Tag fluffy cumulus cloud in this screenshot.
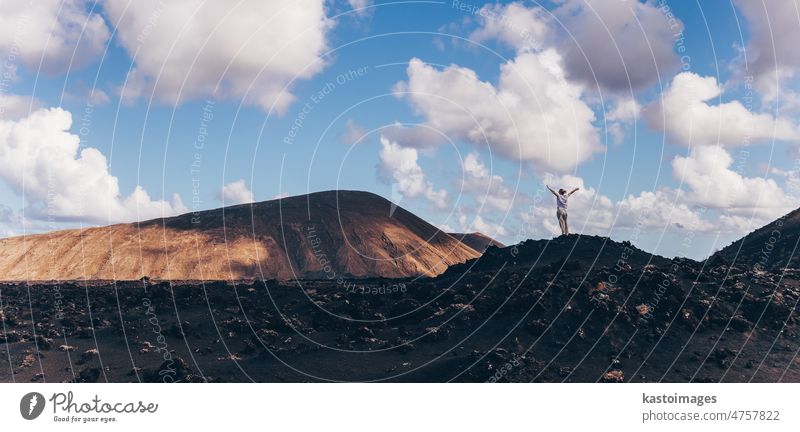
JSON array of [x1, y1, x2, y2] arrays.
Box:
[[733, 0, 800, 105], [379, 122, 448, 149], [553, 0, 681, 92], [396, 52, 601, 173], [606, 97, 641, 123], [534, 174, 614, 235], [523, 146, 800, 236], [377, 136, 447, 209], [468, 1, 681, 92], [103, 0, 331, 114], [0, 0, 110, 73], [616, 189, 712, 232], [0, 93, 40, 120], [513, 168, 790, 242], [645, 72, 800, 147], [0, 107, 186, 224], [458, 213, 507, 238], [468, 1, 551, 53], [461, 0, 666, 150], [387, 0, 684, 228], [672, 146, 798, 219], [605, 97, 640, 144], [460, 153, 516, 212], [218, 179, 255, 205], [522, 174, 713, 238]]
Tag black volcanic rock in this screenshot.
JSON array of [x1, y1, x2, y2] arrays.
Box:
[[4, 221, 800, 382], [3, 243, 800, 382], [442, 234, 674, 278], [711, 207, 800, 271]]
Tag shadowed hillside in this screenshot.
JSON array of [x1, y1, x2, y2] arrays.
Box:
[[449, 232, 505, 252], [712, 208, 800, 271]]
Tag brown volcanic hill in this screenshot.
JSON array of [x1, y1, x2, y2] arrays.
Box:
[[448, 232, 505, 252], [711, 207, 800, 270], [0, 190, 489, 281]]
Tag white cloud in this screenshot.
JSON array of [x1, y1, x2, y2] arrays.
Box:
[[524, 174, 714, 237], [537, 174, 614, 234], [397, 52, 601, 172], [606, 97, 641, 122], [733, 0, 800, 105], [772, 165, 800, 196], [0, 204, 29, 236], [715, 214, 772, 233], [672, 145, 798, 219], [218, 179, 255, 205], [0, 204, 61, 237], [377, 135, 448, 209], [0, 107, 186, 224], [554, 0, 682, 92], [645, 72, 800, 147], [0, 0, 110, 73], [461, 153, 515, 211], [0, 93, 40, 120], [103, 0, 332, 114], [458, 213, 507, 238], [468, 1, 682, 92], [605, 97, 640, 144], [517, 130, 800, 238], [380, 122, 447, 149], [616, 189, 712, 232], [347, 0, 373, 17], [469, 2, 550, 53], [66, 81, 111, 105], [87, 88, 110, 105], [339, 119, 368, 145]]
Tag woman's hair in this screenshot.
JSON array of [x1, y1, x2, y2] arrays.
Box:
[[558, 188, 566, 195]]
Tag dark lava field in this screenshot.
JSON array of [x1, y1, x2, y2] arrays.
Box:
[[2, 235, 800, 382]]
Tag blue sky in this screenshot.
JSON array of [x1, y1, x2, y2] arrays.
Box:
[[2, 0, 800, 260]]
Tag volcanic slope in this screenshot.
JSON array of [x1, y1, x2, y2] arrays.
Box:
[[0, 191, 486, 280], [4, 234, 800, 382], [712, 207, 800, 271]]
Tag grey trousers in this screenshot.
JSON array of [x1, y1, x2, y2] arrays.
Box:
[[557, 208, 568, 235]]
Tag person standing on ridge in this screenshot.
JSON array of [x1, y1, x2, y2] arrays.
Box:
[[546, 184, 579, 236]]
